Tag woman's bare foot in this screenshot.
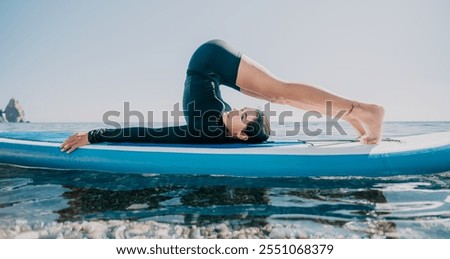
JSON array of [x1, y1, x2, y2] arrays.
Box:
[[347, 103, 385, 144]]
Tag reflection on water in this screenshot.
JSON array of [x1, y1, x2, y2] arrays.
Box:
[[57, 186, 180, 222], [1, 164, 449, 238]]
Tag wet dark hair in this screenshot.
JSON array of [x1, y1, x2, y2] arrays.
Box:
[[242, 109, 271, 143]]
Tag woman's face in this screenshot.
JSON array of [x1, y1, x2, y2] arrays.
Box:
[[222, 107, 258, 140]]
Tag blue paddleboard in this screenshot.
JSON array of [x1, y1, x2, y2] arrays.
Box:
[[0, 131, 449, 177]]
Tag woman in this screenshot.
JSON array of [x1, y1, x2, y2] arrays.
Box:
[[61, 39, 384, 154]]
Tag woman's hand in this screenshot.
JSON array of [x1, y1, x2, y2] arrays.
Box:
[[60, 132, 90, 154]]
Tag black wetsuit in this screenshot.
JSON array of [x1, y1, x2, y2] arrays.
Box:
[[88, 39, 242, 144]]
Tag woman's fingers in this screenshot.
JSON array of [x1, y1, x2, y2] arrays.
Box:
[[60, 140, 72, 152], [60, 135, 76, 151], [60, 136, 71, 148], [61, 133, 77, 147], [66, 144, 80, 154], [60, 132, 90, 154]]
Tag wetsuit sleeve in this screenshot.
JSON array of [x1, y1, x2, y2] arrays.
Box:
[[87, 124, 229, 144], [88, 125, 195, 144]]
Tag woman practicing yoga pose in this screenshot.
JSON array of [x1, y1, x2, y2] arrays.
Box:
[[61, 39, 384, 154]]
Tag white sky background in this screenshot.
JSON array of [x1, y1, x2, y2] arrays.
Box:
[[0, 0, 449, 123]]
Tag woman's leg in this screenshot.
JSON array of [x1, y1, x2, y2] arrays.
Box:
[[236, 55, 384, 144]]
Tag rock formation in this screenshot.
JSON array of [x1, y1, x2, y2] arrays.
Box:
[[0, 109, 5, 122], [4, 98, 26, 122]]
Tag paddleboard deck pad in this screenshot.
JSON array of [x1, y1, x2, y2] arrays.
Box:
[[0, 131, 449, 177]]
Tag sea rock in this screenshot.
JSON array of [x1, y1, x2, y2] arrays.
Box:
[[0, 109, 5, 122], [4, 98, 26, 122]]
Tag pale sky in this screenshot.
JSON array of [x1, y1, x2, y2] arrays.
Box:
[[0, 0, 449, 123]]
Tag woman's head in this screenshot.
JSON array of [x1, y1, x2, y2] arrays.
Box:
[[222, 107, 271, 143]]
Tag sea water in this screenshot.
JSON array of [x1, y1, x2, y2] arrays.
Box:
[[0, 122, 449, 238]]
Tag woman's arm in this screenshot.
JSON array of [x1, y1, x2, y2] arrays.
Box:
[[86, 126, 193, 144], [60, 123, 229, 154], [60, 125, 194, 154]]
